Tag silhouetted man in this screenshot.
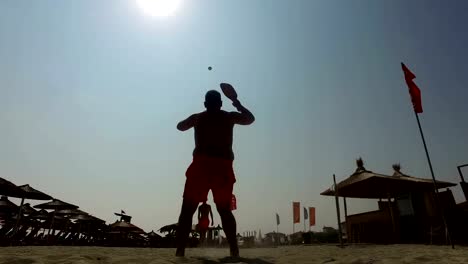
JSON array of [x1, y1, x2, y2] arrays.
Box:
[[175, 84, 255, 257], [197, 201, 214, 245]]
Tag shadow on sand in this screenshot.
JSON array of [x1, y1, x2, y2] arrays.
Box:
[[197, 256, 273, 264]]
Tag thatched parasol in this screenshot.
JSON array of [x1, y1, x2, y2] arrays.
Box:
[[0, 177, 25, 198], [75, 214, 105, 223], [14, 184, 53, 233], [390, 164, 456, 189], [34, 199, 79, 235], [110, 220, 145, 233], [18, 184, 52, 201], [158, 223, 178, 234], [0, 196, 18, 213], [147, 230, 162, 238], [55, 209, 88, 216], [31, 209, 50, 220], [320, 159, 401, 199], [320, 159, 456, 199], [19, 203, 37, 215], [34, 199, 78, 210]]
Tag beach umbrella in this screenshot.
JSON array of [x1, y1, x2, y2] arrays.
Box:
[[321, 163, 457, 198], [75, 214, 105, 223], [147, 230, 162, 238], [56, 209, 89, 216], [14, 184, 53, 233], [34, 199, 78, 210], [158, 223, 178, 234], [0, 196, 18, 213], [18, 184, 52, 201], [19, 203, 37, 215], [34, 199, 79, 235], [320, 164, 401, 199], [390, 164, 456, 190], [110, 220, 145, 233], [31, 209, 50, 220], [0, 177, 25, 198]]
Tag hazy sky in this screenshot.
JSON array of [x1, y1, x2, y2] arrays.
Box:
[[1, 0, 467, 235]]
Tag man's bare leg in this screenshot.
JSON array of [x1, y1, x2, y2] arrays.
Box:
[[199, 230, 207, 247], [175, 199, 198, 257], [216, 205, 239, 257]]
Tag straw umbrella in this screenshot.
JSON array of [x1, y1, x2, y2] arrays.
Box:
[[0, 196, 18, 215], [14, 184, 52, 233], [0, 177, 25, 198], [34, 199, 78, 235], [19, 203, 37, 216], [110, 220, 145, 233], [56, 209, 89, 217]]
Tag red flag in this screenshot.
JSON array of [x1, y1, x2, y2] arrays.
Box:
[[401, 63, 423, 113], [230, 194, 237, 210], [292, 202, 300, 223], [309, 207, 316, 226]]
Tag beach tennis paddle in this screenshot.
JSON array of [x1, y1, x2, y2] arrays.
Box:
[[220, 83, 238, 102]]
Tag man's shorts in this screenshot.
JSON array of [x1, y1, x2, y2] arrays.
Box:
[[198, 217, 210, 231], [183, 155, 236, 208]]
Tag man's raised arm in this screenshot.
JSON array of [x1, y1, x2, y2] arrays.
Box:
[[231, 100, 255, 125], [177, 114, 199, 131]]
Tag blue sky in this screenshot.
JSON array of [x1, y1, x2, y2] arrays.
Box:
[[1, 0, 467, 235]]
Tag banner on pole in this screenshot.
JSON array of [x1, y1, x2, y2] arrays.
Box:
[[293, 202, 300, 223], [309, 207, 316, 226]]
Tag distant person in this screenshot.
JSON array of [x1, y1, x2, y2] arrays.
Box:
[[175, 84, 255, 257], [197, 201, 214, 245]]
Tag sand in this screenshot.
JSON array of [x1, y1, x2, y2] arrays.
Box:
[[1, 244, 467, 264]]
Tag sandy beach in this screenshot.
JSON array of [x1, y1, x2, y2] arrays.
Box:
[[1, 244, 467, 264]]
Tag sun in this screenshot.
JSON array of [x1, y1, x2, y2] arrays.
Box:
[[136, 0, 182, 17]]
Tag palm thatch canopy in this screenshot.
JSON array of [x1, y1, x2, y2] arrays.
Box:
[[31, 209, 50, 220], [19, 203, 37, 215], [390, 164, 456, 189], [159, 223, 178, 234], [18, 184, 53, 200], [147, 230, 162, 238], [55, 209, 88, 216], [34, 199, 78, 210], [0, 196, 18, 212], [0, 177, 25, 198], [110, 220, 145, 233], [75, 214, 105, 223], [320, 159, 457, 199]]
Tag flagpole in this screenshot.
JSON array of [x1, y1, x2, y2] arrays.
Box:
[[414, 112, 454, 248]]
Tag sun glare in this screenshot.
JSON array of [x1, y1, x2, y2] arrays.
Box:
[[136, 0, 182, 17]]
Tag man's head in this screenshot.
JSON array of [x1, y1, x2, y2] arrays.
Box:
[[204, 90, 222, 111]]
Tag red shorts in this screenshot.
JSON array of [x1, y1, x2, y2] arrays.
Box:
[[198, 217, 210, 230], [183, 155, 236, 207]]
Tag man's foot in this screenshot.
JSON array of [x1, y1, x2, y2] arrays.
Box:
[[230, 246, 239, 257], [175, 247, 185, 257]]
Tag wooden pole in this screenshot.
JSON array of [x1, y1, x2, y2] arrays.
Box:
[[343, 197, 348, 240], [387, 194, 396, 243], [414, 112, 453, 248], [14, 197, 25, 234], [333, 174, 343, 247]]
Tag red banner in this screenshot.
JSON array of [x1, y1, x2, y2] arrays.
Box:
[[401, 63, 423, 113], [293, 202, 300, 223], [309, 207, 316, 226]]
